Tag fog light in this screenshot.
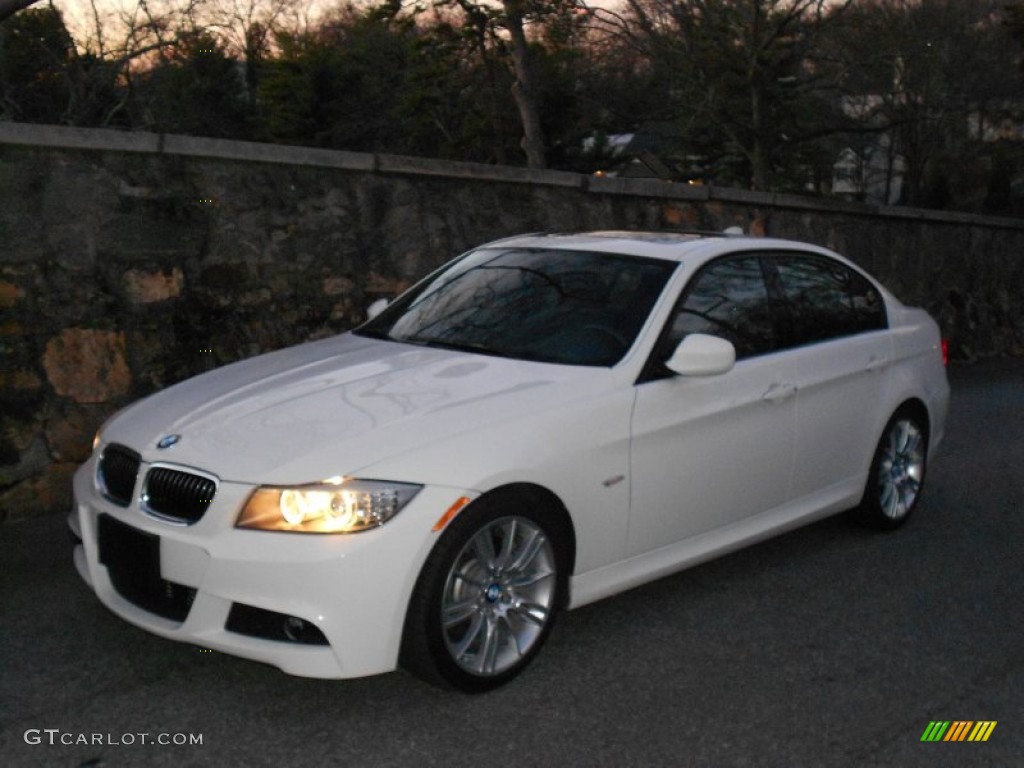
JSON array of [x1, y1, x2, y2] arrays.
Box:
[[225, 603, 329, 645], [283, 616, 310, 642]]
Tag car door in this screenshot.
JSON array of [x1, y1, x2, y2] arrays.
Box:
[[768, 251, 893, 500], [627, 254, 798, 557]]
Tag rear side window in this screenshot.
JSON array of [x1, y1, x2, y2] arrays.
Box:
[[773, 254, 886, 345]]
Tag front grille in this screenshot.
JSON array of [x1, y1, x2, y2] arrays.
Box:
[[98, 444, 141, 506], [97, 514, 196, 623], [143, 467, 217, 524]]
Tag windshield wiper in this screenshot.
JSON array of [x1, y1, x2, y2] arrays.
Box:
[[353, 327, 389, 340], [402, 336, 515, 359]]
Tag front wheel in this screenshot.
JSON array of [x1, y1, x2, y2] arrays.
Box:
[[400, 493, 570, 692], [856, 408, 928, 529]]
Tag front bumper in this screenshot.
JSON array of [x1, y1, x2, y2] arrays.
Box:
[[70, 459, 471, 679]]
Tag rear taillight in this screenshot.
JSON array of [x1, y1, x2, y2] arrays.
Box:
[[941, 339, 949, 366]]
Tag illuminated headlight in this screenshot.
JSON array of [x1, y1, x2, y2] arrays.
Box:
[[236, 478, 422, 534]]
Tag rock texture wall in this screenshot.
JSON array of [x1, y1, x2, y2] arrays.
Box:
[[1, 123, 1023, 522]]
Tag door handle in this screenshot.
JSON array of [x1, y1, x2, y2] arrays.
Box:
[[762, 382, 797, 403], [865, 355, 890, 373]]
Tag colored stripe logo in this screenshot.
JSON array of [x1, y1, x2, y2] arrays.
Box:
[[921, 721, 997, 742]]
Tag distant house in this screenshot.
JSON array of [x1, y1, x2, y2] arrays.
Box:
[[833, 92, 1024, 206], [583, 122, 691, 181], [832, 139, 905, 206]]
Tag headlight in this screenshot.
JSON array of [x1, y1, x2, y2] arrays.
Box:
[[236, 477, 422, 534]]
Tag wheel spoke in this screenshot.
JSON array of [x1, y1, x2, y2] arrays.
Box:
[[900, 475, 920, 507], [479, 615, 502, 675], [501, 614, 526, 658], [903, 431, 922, 460], [471, 527, 498, 571], [507, 567, 554, 589], [509, 600, 549, 628], [894, 422, 910, 454], [452, 569, 487, 593], [442, 597, 480, 629], [880, 482, 897, 518], [451, 570, 487, 590], [508, 527, 546, 574], [493, 518, 519, 571], [452, 612, 485, 660]]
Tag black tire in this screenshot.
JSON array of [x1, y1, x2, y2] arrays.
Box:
[[856, 407, 929, 530], [400, 490, 571, 692]]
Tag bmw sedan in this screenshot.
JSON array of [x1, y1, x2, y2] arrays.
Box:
[[69, 231, 950, 692]]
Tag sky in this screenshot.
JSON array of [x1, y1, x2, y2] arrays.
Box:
[[50, 0, 328, 49], [49, 0, 625, 49]]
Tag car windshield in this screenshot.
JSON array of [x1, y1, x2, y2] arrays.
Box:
[[356, 247, 677, 366]]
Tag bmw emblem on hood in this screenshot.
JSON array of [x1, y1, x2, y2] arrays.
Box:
[[157, 434, 181, 450]]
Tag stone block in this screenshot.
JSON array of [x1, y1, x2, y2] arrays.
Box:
[[0, 431, 48, 486], [42, 329, 132, 404], [0, 462, 77, 520], [322, 276, 354, 297], [0, 369, 43, 409], [0, 281, 23, 308], [123, 268, 185, 304]]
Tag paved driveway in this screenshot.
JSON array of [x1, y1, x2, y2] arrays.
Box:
[[2, 360, 1021, 767]]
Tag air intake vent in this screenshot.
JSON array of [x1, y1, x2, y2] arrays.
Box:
[[98, 444, 141, 507], [143, 467, 217, 524], [98, 514, 196, 622]]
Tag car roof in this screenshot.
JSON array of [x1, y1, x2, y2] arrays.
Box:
[[479, 231, 834, 264]]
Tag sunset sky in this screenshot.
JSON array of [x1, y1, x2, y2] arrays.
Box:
[[48, 0, 621, 48], [49, 0, 331, 48]]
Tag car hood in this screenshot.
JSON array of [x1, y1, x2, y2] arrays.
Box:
[[103, 333, 606, 485]]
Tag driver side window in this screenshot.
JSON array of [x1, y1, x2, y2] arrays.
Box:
[[666, 255, 778, 360]]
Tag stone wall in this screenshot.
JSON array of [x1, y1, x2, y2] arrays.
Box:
[[1, 122, 1023, 523]]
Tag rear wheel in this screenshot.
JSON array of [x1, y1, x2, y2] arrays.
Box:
[[856, 408, 928, 529], [401, 492, 570, 692]]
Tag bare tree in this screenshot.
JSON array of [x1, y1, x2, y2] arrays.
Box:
[[200, 0, 302, 96], [443, 0, 590, 168], [824, 0, 1023, 207], [598, 0, 850, 190]]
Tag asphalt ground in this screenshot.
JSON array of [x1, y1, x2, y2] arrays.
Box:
[[1, 359, 1022, 768]]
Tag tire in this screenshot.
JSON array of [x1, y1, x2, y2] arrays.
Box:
[[856, 407, 928, 530], [400, 491, 570, 692]]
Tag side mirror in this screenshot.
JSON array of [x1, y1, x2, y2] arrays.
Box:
[[365, 298, 390, 321], [665, 333, 736, 376]]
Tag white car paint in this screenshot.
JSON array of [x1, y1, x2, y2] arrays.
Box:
[[70, 232, 950, 681]]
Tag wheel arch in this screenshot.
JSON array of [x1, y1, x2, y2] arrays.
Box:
[[890, 397, 931, 443], [470, 482, 578, 583]]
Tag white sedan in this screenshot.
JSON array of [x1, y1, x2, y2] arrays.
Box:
[[69, 231, 950, 692]]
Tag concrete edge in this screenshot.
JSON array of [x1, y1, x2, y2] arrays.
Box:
[[161, 134, 377, 172], [376, 153, 584, 188], [586, 175, 710, 200], [3, 121, 1024, 230], [0, 121, 161, 153]]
